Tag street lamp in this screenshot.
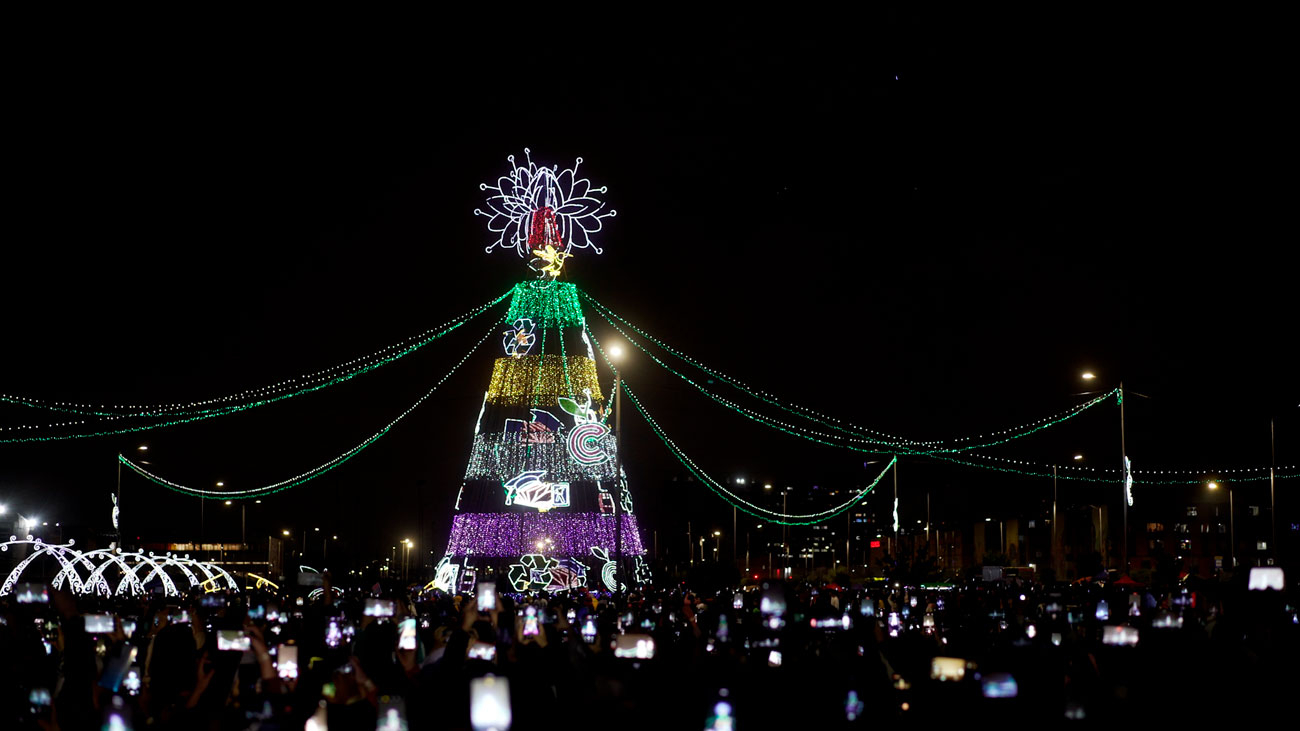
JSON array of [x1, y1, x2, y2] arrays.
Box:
[[713, 531, 721, 561], [1208, 481, 1234, 569], [224, 499, 248, 548]]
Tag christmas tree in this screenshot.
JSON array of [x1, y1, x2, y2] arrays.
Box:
[[432, 151, 647, 593]]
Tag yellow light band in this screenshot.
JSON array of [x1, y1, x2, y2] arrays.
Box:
[[486, 355, 603, 405]]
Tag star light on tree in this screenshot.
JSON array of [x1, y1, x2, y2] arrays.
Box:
[[475, 149, 616, 263]]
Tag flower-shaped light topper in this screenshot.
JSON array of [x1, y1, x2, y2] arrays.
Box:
[[475, 149, 616, 258]]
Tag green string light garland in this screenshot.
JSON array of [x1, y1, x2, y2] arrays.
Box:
[[584, 305, 1113, 456], [2, 289, 512, 425], [585, 326, 894, 524], [118, 325, 497, 499], [1, 294, 509, 442], [506, 281, 584, 328]]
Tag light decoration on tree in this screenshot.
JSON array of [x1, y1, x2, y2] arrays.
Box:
[[529, 244, 572, 279], [502, 318, 537, 357], [502, 409, 563, 443], [485, 355, 602, 406], [505, 281, 585, 328], [567, 422, 613, 466], [444, 513, 644, 557], [117, 326, 497, 499], [502, 470, 571, 511], [545, 557, 588, 591], [465, 434, 618, 481], [507, 554, 560, 592], [589, 547, 624, 591], [1, 290, 511, 441], [475, 149, 615, 260]]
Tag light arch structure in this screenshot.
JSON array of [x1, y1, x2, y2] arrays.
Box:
[[0, 539, 239, 599]]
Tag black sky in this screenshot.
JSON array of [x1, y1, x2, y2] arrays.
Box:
[[1, 13, 1295, 564]]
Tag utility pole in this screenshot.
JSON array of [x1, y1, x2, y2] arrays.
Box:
[[1119, 381, 1128, 574], [1271, 418, 1277, 564], [612, 371, 623, 585]]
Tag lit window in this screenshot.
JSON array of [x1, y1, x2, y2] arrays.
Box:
[[1186, 506, 1198, 517]]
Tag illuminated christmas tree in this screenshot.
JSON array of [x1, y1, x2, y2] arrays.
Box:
[[432, 151, 648, 593]]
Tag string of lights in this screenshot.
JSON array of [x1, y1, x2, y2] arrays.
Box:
[[581, 292, 915, 444], [1, 289, 512, 423], [585, 327, 894, 524], [115, 326, 498, 499], [585, 305, 1112, 456], [583, 293, 1117, 452], [939, 451, 1300, 485]]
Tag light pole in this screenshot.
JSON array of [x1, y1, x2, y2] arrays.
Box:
[[1209, 481, 1233, 569], [609, 344, 624, 585], [713, 531, 721, 561]]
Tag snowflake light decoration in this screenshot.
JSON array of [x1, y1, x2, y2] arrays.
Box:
[[475, 149, 616, 261]]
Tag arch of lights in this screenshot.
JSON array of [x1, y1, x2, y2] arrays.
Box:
[[1, 537, 239, 598]]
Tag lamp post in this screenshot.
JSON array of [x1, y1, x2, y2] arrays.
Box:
[[1208, 481, 1233, 569], [609, 344, 624, 586], [713, 531, 721, 561]]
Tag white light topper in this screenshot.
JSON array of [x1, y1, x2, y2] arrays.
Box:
[[476, 149, 616, 258]]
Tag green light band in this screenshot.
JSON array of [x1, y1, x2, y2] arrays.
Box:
[[118, 326, 497, 499], [506, 281, 584, 328]]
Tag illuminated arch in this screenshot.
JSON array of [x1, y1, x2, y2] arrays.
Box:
[[0, 538, 85, 596]]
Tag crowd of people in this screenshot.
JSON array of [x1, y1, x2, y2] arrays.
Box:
[[0, 568, 1295, 729]]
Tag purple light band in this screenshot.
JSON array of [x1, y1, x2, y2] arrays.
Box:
[[445, 512, 646, 558]]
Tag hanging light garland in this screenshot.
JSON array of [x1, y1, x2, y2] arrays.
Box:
[[117, 326, 497, 499], [583, 311, 1113, 456], [1, 289, 512, 426], [583, 293, 1117, 453], [936, 451, 1300, 485]]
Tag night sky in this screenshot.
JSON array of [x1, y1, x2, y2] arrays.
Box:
[[2, 14, 1294, 567]]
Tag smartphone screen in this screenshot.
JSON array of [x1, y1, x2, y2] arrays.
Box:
[[16, 583, 49, 604], [121, 619, 138, 639], [523, 605, 539, 637], [98, 645, 139, 691], [170, 609, 191, 625], [364, 598, 396, 617], [123, 666, 142, 696], [326, 619, 343, 648], [468, 641, 497, 661], [378, 696, 408, 731], [399, 618, 417, 650], [767, 649, 782, 667], [470, 675, 512, 731], [248, 604, 266, 621], [1249, 566, 1285, 591], [217, 630, 251, 652], [981, 672, 1019, 698], [931, 656, 966, 681], [85, 614, 115, 634], [760, 588, 786, 616], [476, 582, 497, 611], [613, 634, 655, 659], [581, 617, 598, 643], [29, 688, 52, 719], [277, 645, 299, 679], [1101, 625, 1140, 647]]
